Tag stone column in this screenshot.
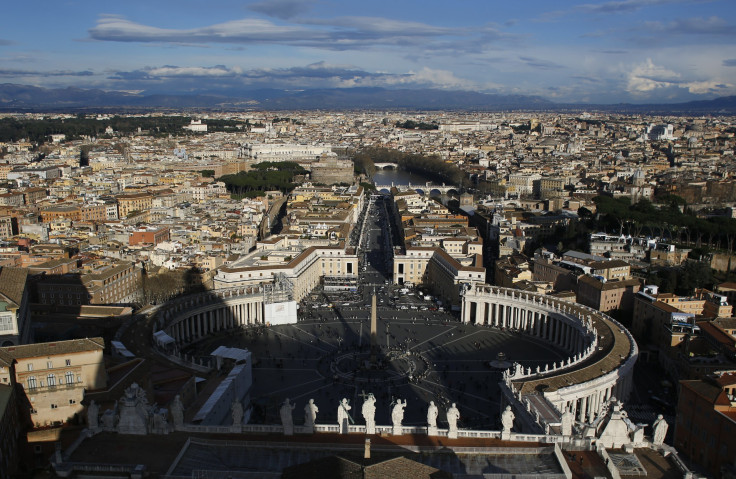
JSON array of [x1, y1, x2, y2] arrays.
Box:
[[477, 301, 486, 325], [462, 301, 471, 323], [579, 396, 588, 422], [588, 394, 596, 423]]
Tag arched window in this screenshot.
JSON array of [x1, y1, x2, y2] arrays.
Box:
[[47, 374, 56, 387], [65, 371, 74, 385]]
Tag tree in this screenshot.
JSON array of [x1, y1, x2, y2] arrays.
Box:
[[677, 261, 714, 295]]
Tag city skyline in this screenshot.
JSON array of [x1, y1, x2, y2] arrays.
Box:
[[1, 0, 735, 104]]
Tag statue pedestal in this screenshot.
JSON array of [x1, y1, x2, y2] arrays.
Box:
[[501, 431, 511, 440], [304, 425, 314, 434], [392, 425, 402, 436], [366, 424, 376, 435], [230, 424, 242, 433], [283, 425, 293, 436], [428, 426, 438, 436], [448, 429, 458, 439]]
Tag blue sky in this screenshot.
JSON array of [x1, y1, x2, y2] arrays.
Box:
[[1, 0, 735, 103]]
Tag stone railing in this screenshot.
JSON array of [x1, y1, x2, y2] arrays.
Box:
[[504, 334, 599, 383]]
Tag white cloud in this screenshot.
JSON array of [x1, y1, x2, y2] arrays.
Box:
[[626, 59, 681, 93], [88, 14, 474, 51], [146, 65, 242, 77], [681, 80, 731, 95], [625, 58, 734, 97]]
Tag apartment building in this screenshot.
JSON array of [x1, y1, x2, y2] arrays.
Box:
[[0, 384, 21, 477], [22, 187, 47, 205], [40, 205, 81, 223], [80, 204, 108, 222], [576, 276, 641, 312], [116, 192, 153, 218], [0, 338, 106, 428], [214, 238, 358, 301], [129, 227, 171, 246], [393, 246, 485, 305], [35, 261, 141, 306], [0, 215, 13, 239], [675, 373, 736, 478], [0, 192, 25, 207], [0, 267, 30, 347]]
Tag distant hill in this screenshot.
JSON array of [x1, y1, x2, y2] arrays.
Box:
[[0, 83, 734, 113]]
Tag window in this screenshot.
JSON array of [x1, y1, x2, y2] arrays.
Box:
[[65, 371, 74, 385], [69, 399, 76, 405], [47, 374, 56, 387], [27, 363, 33, 372], [27, 376, 37, 390], [65, 359, 71, 366], [50, 404, 58, 409], [47, 361, 53, 369]]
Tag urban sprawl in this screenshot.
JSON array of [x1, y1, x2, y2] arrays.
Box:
[[0, 110, 735, 478]]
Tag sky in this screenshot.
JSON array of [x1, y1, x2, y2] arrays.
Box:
[[1, 0, 735, 104]]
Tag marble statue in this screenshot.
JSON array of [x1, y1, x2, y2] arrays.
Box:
[[446, 403, 460, 439], [170, 395, 184, 429], [87, 400, 99, 430], [304, 399, 318, 429], [280, 398, 296, 435], [652, 414, 668, 446], [362, 393, 377, 435], [427, 401, 438, 428], [391, 399, 406, 435], [560, 409, 573, 437], [151, 408, 170, 434], [501, 405, 515, 438], [101, 403, 117, 431], [117, 383, 150, 435], [231, 400, 243, 426], [337, 398, 351, 434]]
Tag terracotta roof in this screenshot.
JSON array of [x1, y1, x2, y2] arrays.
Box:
[[715, 372, 736, 388], [713, 317, 736, 330], [0, 266, 28, 307], [680, 379, 723, 404], [578, 275, 640, 291], [589, 260, 631, 269], [652, 301, 680, 313], [0, 337, 104, 363], [699, 322, 736, 350]]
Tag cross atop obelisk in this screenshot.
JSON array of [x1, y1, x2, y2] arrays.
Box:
[[370, 289, 378, 364]]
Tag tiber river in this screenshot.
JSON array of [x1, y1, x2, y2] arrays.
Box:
[[371, 168, 436, 187]]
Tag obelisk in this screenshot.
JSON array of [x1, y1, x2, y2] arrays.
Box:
[[370, 291, 378, 365]]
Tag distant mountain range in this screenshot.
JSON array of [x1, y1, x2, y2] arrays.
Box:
[[1, 83, 734, 113]]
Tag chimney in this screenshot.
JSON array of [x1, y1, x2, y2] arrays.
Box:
[[364, 438, 371, 459]]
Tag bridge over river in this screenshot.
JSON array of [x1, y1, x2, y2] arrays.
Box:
[[374, 182, 460, 195]]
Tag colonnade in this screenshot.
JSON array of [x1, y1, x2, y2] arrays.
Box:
[[156, 287, 267, 347], [166, 298, 265, 346], [462, 299, 587, 355], [562, 378, 624, 423], [463, 284, 638, 428]]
